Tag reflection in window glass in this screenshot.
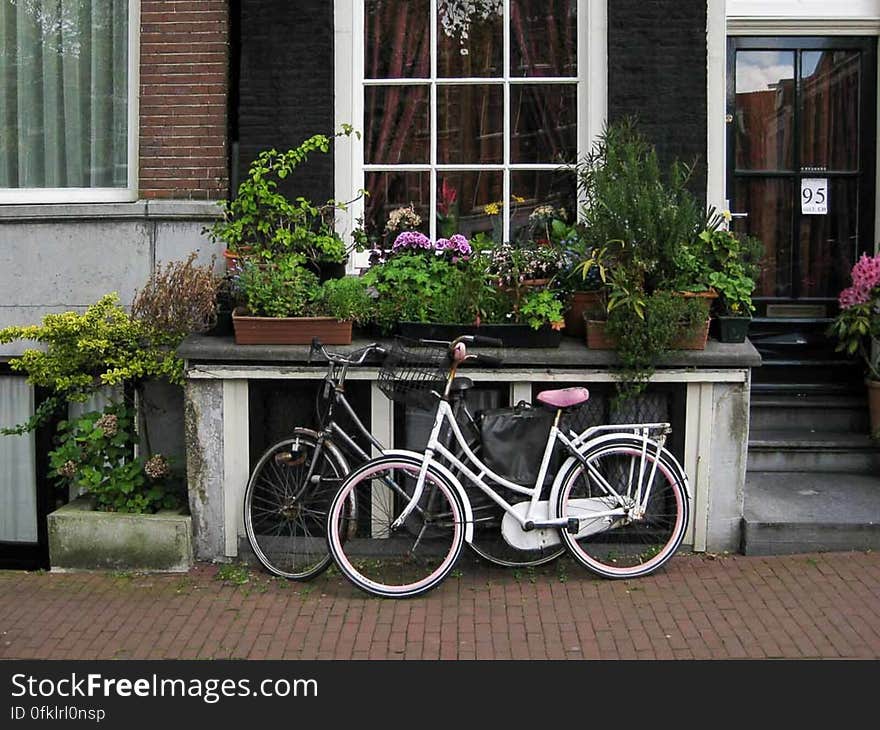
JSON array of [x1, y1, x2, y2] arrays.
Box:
[[801, 50, 860, 171], [735, 51, 794, 171], [363, 2, 580, 242]]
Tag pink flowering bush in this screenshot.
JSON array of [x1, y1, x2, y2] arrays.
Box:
[[829, 252, 880, 381]]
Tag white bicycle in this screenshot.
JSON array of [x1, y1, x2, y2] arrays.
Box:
[[326, 335, 691, 598]]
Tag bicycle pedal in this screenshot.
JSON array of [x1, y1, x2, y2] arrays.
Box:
[[566, 518, 580, 534]]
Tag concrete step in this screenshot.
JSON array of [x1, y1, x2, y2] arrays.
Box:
[[747, 429, 880, 473], [750, 394, 869, 432], [742, 471, 880, 556]]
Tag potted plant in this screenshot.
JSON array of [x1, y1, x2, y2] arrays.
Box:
[[574, 119, 722, 397], [829, 251, 880, 439], [367, 231, 566, 347], [232, 253, 372, 345], [206, 126, 358, 277], [0, 292, 202, 571]]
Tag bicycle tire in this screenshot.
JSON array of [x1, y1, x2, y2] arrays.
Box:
[[555, 436, 689, 579], [244, 429, 354, 580], [327, 455, 465, 598]]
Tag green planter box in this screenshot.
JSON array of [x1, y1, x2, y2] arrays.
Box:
[[48, 495, 193, 572]]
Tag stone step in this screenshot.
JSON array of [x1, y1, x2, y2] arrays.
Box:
[[747, 429, 880, 473], [750, 394, 869, 432], [742, 471, 880, 556]]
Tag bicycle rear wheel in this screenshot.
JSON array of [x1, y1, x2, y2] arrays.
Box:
[[244, 429, 353, 580], [556, 437, 689, 579], [327, 456, 465, 598]]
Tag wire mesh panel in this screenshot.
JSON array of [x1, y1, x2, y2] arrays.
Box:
[[378, 338, 449, 411]]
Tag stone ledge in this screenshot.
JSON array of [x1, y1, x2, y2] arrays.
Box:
[[179, 334, 763, 370], [0, 200, 222, 222], [47, 495, 194, 573]]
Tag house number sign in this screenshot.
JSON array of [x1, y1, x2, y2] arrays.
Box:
[[801, 178, 828, 215]]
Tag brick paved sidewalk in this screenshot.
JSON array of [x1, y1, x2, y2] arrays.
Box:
[[1, 551, 879, 660]]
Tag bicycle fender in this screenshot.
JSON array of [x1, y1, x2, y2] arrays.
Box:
[[547, 434, 691, 509], [382, 449, 475, 543]]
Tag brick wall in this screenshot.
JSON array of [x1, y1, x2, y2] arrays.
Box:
[[140, 1, 230, 200], [237, 0, 335, 202], [608, 0, 708, 200]]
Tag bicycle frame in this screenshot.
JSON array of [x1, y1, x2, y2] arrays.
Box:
[[392, 395, 674, 536]]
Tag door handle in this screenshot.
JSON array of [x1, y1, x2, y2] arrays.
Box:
[[729, 212, 749, 219]]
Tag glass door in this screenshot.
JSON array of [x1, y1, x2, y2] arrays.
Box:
[[727, 37, 876, 386]]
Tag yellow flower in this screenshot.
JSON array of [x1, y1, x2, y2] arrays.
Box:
[[484, 202, 501, 216], [512, 194, 525, 204], [721, 210, 732, 222]]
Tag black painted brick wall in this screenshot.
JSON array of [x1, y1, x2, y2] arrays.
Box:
[[237, 0, 334, 201], [608, 0, 708, 199]]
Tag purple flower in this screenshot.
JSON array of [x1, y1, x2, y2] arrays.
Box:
[[392, 231, 431, 252], [435, 237, 451, 251]]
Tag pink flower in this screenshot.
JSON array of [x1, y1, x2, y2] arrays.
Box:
[[839, 253, 880, 309]]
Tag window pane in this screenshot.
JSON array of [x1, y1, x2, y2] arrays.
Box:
[[510, 0, 577, 77], [438, 0, 502, 77], [364, 170, 431, 238], [735, 51, 795, 171], [435, 170, 503, 241], [799, 177, 859, 298], [365, 0, 430, 79], [437, 84, 503, 164], [510, 169, 576, 243], [0, 0, 129, 188], [801, 50, 860, 172], [365, 86, 430, 164], [510, 84, 577, 163], [733, 178, 793, 298]]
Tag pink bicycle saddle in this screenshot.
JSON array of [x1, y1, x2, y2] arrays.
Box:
[[536, 387, 590, 409]]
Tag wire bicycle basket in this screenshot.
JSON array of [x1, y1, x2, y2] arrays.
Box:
[[378, 338, 449, 410]]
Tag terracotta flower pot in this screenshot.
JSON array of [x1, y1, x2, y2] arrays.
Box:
[[584, 316, 710, 351], [565, 290, 604, 340], [232, 308, 352, 345]]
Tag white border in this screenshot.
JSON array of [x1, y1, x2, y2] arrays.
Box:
[[0, 0, 140, 205], [335, 0, 607, 262]]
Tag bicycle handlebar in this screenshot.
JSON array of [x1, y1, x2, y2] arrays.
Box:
[[467, 353, 503, 368], [309, 337, 386, 366]]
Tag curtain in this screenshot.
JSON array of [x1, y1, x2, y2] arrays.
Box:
[[0, 377, 37, 544], [0, 0, 128, 189]]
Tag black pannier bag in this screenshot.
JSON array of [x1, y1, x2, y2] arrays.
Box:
[[478, 401, 560, 487]]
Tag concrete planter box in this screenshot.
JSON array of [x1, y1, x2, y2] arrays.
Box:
[[48, 495, 193, 572]]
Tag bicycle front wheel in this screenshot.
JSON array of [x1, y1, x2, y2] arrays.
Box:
[[327, 456, 465, 598], [244, 430, 353, 580], [556, 438, 689, 579]]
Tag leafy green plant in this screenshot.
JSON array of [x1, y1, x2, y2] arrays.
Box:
[[314, 276, 375, 325], [363, 253, 458, 332], [701, 228, 764, 316], [236, 255, 320, 318], [519, 288, 565, 331], [207, 126, 359, 267], [0, 294, 185, 434], [48, 401, 180, 514], [606, 292, 709, 401]]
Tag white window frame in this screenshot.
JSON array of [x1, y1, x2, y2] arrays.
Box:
[[0, 0, 140, 205], [335, 0, 606, 264]]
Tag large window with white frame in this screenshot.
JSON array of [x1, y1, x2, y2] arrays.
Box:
[[0, 0, 138, 203], [338, 0, 605, 251]]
